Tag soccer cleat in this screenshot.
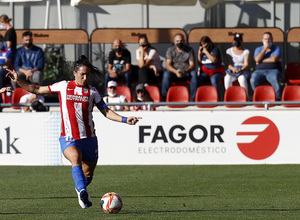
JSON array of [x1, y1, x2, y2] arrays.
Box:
[[75, 188, 92, 209]]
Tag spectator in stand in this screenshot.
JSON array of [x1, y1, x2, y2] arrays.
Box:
[[103, 80, 130, 111], [198, 36, 224, 97], [136, 34, 163, 85], [0, 14, 17, 57], [0, 86, 11, 94], [104, 39, 131, 93], [161, 33, 197, 101], [13, 31, 45, 89], [0, 86, 11, 112], [225, 33, 250, 95], [19, 90, 46, 113], [132, 83, 155, 111], [250, 32, 282, 100], [0, 34, 13, 88]]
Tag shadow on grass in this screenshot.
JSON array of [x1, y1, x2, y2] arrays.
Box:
[[1, 194, 214, 200], [121, 208, 300, 215]]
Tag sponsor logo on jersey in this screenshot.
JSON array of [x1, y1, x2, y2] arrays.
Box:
[[66, 95, 89, 102]]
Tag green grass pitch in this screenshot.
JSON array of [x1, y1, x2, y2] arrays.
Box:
[[1, 165, 300, 219]]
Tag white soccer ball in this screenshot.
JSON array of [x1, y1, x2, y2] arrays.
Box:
[[100, 192, 123, 214]]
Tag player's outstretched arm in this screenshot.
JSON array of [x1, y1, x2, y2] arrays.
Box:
[[6, 69, 51, 95], [101, 107, 142, 125]]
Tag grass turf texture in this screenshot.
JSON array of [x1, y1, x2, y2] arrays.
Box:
[[0, 165, 300, 219]]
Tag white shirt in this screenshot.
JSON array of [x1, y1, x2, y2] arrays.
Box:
[[103, 94, 127, 111], [19, 93, 45, 113], [226, 47, 250, 67], [136, 48, 164, 72]]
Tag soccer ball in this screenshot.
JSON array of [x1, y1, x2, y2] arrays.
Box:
[[100, 192, 123, 214]]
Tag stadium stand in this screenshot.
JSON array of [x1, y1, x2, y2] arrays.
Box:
[[145, 85, 161, 102], [195, 86, 218, 108], [224, 86, 248, 108], [281, 85, 300, 107], [166, 86, 189, 108], [252, 85, 276, 108], [284, 62, 300, 85], [11, 87, 29, 110], [116, 86, 132, 102]]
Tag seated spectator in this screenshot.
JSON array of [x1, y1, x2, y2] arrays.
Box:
[[0, 86, 11, 112], [104, 39, 131, 93], [103, 80, 130, 111], [225, 34, 250, 95], [136, 34, 163, 85], [19, 91, 46, 112], [250, 32, 282, 100], [198, 35, 224, 97], [132, 83, 155, 111], [161, 33, 197, 101], [0, 34, 13, 88], [0, 87, 11, 94], [13, 31, 45, 89]]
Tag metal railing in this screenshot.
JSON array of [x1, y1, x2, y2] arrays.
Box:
[[2, 101, 300, 111]]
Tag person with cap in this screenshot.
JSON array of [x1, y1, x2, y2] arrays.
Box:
[[132, 83, 155, 111], [104, 39, 131, 94], [103, 80, 130, 111], [198, 35, 225, 99], [250, 32, 282, 100], [224, 33, 250, 96], [0, 14, 17, 57]]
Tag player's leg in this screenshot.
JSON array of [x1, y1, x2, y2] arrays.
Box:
[[82, 160, 97, 186], [78, 136, 99, 187], [59, 137, 92, 209], [63, 146, 86, 191]]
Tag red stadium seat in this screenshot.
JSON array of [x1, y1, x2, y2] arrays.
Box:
[[145, 85, 161, 102], [195, 86, 218, 108], [11, 87, 30, 109], [252, 85, 276, 108], [1, 91, 11, 103], [224, 86, 247, 108], [116, 86, 132, 102], [166, 86, 189, 108], [281, 85, 300, 107], [285, 62, 300, 85]]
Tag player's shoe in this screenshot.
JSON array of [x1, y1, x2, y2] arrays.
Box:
[[75, 188, 92, 209]]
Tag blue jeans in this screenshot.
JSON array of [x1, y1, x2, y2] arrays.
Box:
[[198, 72, 224, 88], [104, 72, 131, 94], [250, 69, 281, 100], [161, 70, 198, 101]]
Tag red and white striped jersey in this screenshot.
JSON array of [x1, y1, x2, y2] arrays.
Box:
[[48, 80, 107, 140]]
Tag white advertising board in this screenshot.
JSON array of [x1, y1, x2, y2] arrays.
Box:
[[0, 112, 61, 165], [0, 110, 299, 165], [95, 111, 300, 165]]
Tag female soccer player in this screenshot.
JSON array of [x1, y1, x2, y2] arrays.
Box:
[[6, 55, 141, 209]]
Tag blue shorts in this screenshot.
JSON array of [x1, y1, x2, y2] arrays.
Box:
[[59, 136, 99, 162]]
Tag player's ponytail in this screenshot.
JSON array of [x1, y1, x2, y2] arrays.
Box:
[[74, 55, 101, 75], [74, 55, 103, 88]]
